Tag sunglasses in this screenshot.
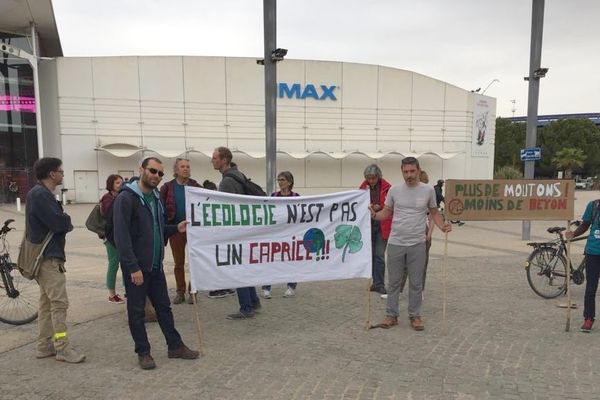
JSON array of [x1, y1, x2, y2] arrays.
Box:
[[146, 167, 165, 177]]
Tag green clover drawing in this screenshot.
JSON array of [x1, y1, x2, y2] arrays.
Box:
[[334, 225, 363, 262]]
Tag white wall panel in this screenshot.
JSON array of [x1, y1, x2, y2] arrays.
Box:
[[225, 58, 263, 105], [138, 57, 184, 101], [183, 57, 226, 103], [57, 58, 93, 98], [92, 57, 140, 100], [412, 73, 445, 111], [342, 63, 378, 109], [378, 67, 412, 110]]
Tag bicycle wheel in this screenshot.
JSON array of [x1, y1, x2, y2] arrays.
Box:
[[526, 247, 567, 299], [0, 264, 38, 325]]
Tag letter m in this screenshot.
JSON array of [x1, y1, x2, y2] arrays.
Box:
[[278, 83, 301, 99]]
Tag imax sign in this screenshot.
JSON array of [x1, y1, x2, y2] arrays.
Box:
[[278, 83, 338, 101]]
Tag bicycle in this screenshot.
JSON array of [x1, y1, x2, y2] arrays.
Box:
[[524, 221, 587, 299], [0, 219, 38, 325]]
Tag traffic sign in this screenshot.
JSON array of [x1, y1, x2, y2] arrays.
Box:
[[520, 147, 541, 161]]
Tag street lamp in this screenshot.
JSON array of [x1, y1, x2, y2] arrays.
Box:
[[481, 79, 500, 95]]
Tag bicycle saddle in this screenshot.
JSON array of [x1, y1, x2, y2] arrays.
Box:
[[547, 227, 565, 234]]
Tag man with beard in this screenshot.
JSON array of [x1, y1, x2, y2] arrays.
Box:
[[211, 146, 262, 320], [113, 157, 199, 369], [370, 157, 452, 331]]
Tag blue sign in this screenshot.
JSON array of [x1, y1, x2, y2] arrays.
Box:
[[278, 83, 337, 101], [520, 147, 542, 161]]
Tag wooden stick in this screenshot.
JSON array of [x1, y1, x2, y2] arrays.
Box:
[[366, 278, 372, 331], [191, 291, 205, 356], [442, 231, 448, 335], [565, 221, 572, 332]]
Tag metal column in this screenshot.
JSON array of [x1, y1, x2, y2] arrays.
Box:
[[263, 0, 277, 195], [30, 23, 44, 158], [522, 0, 545, 240]]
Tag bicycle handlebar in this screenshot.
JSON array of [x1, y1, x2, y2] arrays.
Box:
[[1, 219, 15, 235]]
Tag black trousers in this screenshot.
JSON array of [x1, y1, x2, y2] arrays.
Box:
[[123, 268, 183, 355], [583, 254, 600, 320]]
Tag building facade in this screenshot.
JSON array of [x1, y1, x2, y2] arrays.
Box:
[[36, 56, 496, 202]]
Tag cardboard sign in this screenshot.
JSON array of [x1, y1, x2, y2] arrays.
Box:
[[444, 179, 574, 221]]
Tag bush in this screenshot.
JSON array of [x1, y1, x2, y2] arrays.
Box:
[[494, 166, 523, 180]]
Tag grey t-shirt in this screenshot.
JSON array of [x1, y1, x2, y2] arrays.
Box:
[[384, 182, 437, 246]]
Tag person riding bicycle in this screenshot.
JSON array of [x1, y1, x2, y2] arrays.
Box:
[[566, 199, 600, 332]]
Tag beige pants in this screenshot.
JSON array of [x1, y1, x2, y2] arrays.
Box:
[[37, 257, 69, 351]]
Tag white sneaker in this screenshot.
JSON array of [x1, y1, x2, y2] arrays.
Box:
[[262, 289, 271, 299], [283, 287, 295, 297], [380, 294, 388, 299]]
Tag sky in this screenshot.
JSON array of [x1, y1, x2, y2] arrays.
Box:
[[51, 0, 600, 118]]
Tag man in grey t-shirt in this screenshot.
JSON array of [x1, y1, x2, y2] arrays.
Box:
[[371, 157, 451, 331]]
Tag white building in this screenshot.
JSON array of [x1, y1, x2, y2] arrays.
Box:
[[2, 1, 496, 203]]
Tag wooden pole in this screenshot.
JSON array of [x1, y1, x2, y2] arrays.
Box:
[[442, 231, 448, 335], [366, 278, 372, 330], [565, 221, 572, 332], [191, 292, 205, 356]]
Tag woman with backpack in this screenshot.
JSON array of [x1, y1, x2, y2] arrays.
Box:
[[100, 174, 125, 304]]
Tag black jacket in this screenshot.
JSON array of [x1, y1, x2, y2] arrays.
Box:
[[25, 183, 73, 260], [112, 181, 177, 274]]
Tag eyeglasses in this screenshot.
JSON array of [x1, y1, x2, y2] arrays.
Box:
[[146, 168, 165, 177]]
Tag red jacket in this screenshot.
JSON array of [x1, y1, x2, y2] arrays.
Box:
[[359, 178, 392, 240], [159, 178, 201, 223]]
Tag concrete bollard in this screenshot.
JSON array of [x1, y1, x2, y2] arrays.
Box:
[[16, 197, 21, 212]]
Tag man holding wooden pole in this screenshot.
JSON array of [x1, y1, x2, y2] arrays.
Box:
[[370, 157, 451, 331]]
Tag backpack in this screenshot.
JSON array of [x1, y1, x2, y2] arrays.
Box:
[[223, 172, 267, 196], [85, 203, 106, 237]]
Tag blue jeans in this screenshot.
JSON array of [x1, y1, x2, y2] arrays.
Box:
[[236, 287, 260, 314], [371, 224, 387, 289], [123, 268, 183, 355], [261, 283, 297, 291], [583, 254, 600, 320]]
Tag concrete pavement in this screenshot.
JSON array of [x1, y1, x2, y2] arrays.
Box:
[[0, 191, 598, 399]]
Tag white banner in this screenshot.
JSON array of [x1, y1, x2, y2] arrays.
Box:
[[472, 93, 491, 158], [186, 188, 372, 291]]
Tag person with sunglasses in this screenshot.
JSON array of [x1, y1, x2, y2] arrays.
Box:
[[112, 157, 199, 369]]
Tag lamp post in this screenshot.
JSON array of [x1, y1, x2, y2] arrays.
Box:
[[481, 79, 500, 95]]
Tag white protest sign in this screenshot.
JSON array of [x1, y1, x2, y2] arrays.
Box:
[[186, 188, 371, 291]]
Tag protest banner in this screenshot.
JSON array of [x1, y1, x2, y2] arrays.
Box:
[[444, 179, 575, 221], [186, 187, 372, 291]]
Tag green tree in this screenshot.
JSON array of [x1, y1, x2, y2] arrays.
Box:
[[494, 118, 525, 171], [552, 148, 586, 178], [538, 119, 600, 176]]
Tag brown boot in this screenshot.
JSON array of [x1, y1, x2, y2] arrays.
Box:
[[410, 316, 424, 331], [138, 354, 156, 370], [380, 315, 398, 328], [168, 344, 200, 360]]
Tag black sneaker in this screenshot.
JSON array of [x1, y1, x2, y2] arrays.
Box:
[[226, 311, 255, 320], [375, 287, 387, 295], [223, 289, 236, 297], [208, 290, 227, 298]]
